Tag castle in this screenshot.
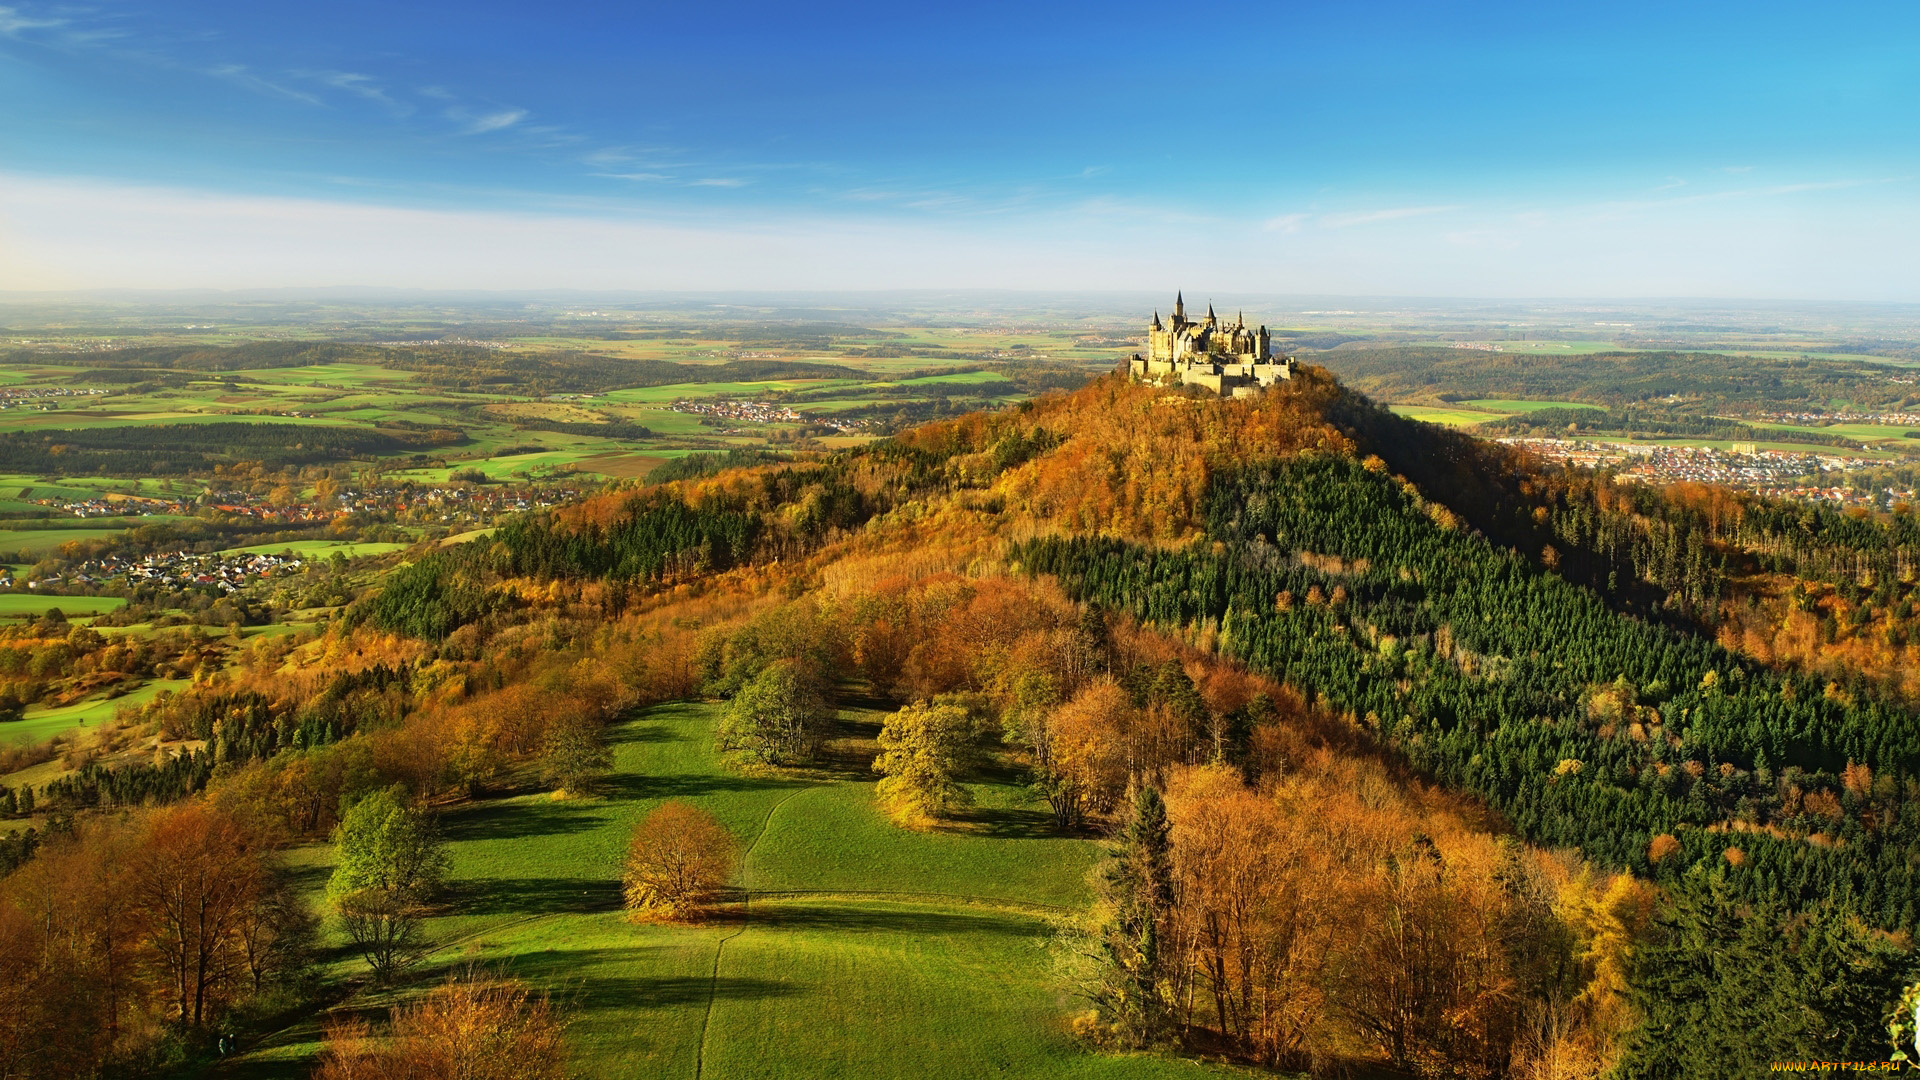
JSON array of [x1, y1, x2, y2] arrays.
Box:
[[1126, 293, 1295, 396]]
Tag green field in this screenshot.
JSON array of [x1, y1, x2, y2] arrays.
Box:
[[0, 593, 126, 617], [0, 677, 188, 746], [0, 524, 147, 556], [226, 540, 411, 559], [1387, 404, 1505, 427], [1460, 399, 1606, 413], [226, 702, 1216, 1080]]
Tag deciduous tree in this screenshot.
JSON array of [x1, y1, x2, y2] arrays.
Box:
[[622, 801, 736, 921], [873, 700, 975, 825]]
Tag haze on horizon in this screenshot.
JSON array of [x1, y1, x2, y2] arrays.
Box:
[[2, 0, 1917, 300]]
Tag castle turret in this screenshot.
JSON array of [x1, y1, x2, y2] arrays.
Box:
[[1173, 292, 1185, 321]]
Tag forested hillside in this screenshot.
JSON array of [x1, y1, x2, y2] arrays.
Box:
[[5, 368, 1914, 1079]]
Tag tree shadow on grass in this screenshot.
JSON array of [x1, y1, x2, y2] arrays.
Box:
[[733, 902, 1041, 940], [608, 722, 678, 746], [439, 797, 607, 843], [482, 946, 799, 1010], [280, 859, 333, 897], [935, 804, 1060, 840], [442, 876, 623, 916], [598, 770, 811, 801]]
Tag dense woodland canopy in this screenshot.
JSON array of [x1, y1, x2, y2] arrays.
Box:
[[5, 368, 1919, 1077]]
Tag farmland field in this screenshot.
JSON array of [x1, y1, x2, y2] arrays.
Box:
[[0, 593, 127, 617], [1386, 404, 1503, 427]]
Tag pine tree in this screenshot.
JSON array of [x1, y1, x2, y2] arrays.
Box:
[[1095, 784, 1174, 1047]]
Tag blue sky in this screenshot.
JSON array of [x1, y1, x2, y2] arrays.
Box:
[[2, 1, 1918, 296]]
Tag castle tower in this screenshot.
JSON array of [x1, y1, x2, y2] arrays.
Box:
[[1173, 292, 1185, 322]]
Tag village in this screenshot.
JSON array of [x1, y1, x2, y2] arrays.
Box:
[[1493, 436, 1915, 508], [2, 548, 305, 595], [34, 481, 580, 525], [669, 397, 803, 425], [0, 386, 105, 409]]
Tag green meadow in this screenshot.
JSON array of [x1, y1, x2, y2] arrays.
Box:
[[0, 524, 150, 556], [1, 677, 188, 745], [0, 593, 127, 617], [1460, 399, 1606, 413], [224, 702, 1222, 1080], [225, 539, 411, 560], [1386, 404, 1504, 427]]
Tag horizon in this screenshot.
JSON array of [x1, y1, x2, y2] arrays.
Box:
[[4, 0, 1919, 298]]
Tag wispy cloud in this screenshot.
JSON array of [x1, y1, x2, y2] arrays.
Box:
[[207, 64, 322, 105], [1262, 212, 1309, 233], [460, 108, 528, 134], [308, 70, 403, 110], [1320, 204, 1463, 228], [690, 177, 747, 188], [0, 4, 63, 37]]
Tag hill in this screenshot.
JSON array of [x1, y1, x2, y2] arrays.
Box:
[[4, 368, 1913, 1079]]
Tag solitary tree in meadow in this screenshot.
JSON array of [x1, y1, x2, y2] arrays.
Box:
[[622, 802, 736, 922]]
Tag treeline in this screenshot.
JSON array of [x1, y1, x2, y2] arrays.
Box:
[[1485, 405, 1854, 447], [0, 422, 464, 475], [389, 352, 861, 394], [645, 448, 792, 484], [499, 416, 654, 440], [1017, 454, 1920, 929], [9, 340, 369, 371], [0, 806, 317, 1073], [1316, 345, 1920, 411]]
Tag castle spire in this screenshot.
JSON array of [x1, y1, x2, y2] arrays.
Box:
[[1152, 310, 1162, 330], [1206, 302, 1216, 324], [1174, 291, 1185, 320]]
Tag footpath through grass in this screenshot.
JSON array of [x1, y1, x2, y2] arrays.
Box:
[[223, 701, 1226, 1080]]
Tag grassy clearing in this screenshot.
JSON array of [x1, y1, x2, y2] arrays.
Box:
[[0, 677, 188, 745], [0, 593, 127, 617], [223, 702, 1215, 1080]]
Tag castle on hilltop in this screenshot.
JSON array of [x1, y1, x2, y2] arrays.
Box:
[[1127, 293, 1296, 396]]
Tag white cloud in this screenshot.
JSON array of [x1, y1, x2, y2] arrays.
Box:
[[0, 4, 62, 36], [690, 177, 746, 188], [206, 64, 322, 105], [462, 108, 528, 134], [1262, 213, 1308, 233], [309, 70, 404, 111]]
